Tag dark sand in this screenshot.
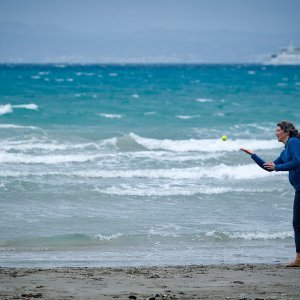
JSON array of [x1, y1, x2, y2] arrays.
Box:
[[1, 264, 300, 299]]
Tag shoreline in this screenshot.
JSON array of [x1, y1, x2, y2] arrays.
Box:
[[1, 264, 300, 299]]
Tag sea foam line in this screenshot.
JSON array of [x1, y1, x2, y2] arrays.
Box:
[[70, 164, 280, 180], [195, 98, 213, 103], [0, 149, 222, 165], [0, 152, 100, 164], [12, 104, 38, 110], [120, 151, 224, 162], [0, 138, 117, 152], [98, 113, 122, 119], [205, 230, 293, 240], [95, 185, 283, 196], [0, 231, 293, 250], [0, 164, 281, 179], [176, 115, 201, 119], [129, 133, 281, 152], [0, 124, 40, 130], [94, 233, 123, 241]]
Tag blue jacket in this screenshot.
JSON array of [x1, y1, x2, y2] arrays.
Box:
[[251, 137, 300, 191]]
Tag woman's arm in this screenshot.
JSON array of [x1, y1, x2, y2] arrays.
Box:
[[251, 154, 273, 172], [240, 148, 275, 172]]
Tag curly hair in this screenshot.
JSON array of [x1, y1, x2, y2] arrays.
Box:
[[277, 121, 300, 138]]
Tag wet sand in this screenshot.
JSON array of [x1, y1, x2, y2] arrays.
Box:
[[1, 264, 300, 299]]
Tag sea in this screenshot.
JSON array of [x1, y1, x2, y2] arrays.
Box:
[[0, 64, 299, 267]]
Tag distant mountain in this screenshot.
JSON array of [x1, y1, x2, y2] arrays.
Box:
[[0, 22, 299, 63]]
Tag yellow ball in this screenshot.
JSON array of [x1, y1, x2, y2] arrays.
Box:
[[221, 135, 228, 141]]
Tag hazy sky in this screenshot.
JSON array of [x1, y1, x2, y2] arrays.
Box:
[[1, 0, 299, 34], [0, 0, 300, 63]]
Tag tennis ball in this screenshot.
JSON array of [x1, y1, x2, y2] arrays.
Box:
[[221, 135, 228, 141]]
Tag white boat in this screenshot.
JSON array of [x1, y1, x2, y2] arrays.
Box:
[[265, 43, 300, 65]]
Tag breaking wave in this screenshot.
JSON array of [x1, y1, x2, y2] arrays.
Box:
[[0, 103, 39, 115], [0, 230, 292, 252], [71, 164, 278, 180], [128, 133, 281, 152]]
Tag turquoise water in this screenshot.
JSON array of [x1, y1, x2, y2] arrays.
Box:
[[0, 64, 300, 267]]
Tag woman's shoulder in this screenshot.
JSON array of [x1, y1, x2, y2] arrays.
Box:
[[288, 137, 300, 142], [287, 137, 300, 147]]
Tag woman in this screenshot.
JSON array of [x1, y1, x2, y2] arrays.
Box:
[[240, 121, 300, 267]]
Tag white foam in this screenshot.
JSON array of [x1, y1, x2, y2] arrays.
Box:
[[0, 170, 59, 177], [0, 163, 277, 179], [203, 230, 294, 241], [95, 185, 281, 197], [210, 164, 273, 179], [228, 231, 293, 240], [124, 151, 224, 162], [98, 113, 122, 119], [0, 124, 39, 130], [94, 233, 122, 241], [0, 142, 68, 151], [12, 103, 39, 110], [0, 137, 117, 152], [176, 115, 201, 119], [0, 104, 13, 115], [0, 152, 99, 164], [72, 164, 280, 180], [129, 133, 281, 152], [195, 98, 213, 103], [144, 111, 156, 115], [132, 94, 139, 98], [0, 103, 39, 115]]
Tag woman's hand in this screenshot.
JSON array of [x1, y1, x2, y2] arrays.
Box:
[[240, 148, 254, 155], [263, 161, 275, 171]]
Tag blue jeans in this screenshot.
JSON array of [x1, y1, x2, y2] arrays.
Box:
[[293, 190, 300, 253]]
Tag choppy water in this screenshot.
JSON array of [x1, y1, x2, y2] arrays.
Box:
[[0, 64, 299, 267]]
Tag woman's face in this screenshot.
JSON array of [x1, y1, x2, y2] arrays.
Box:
[[276, 126, 289, 143]]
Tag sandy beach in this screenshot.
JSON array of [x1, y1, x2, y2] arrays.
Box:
[[1, 264, 299, 299]]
